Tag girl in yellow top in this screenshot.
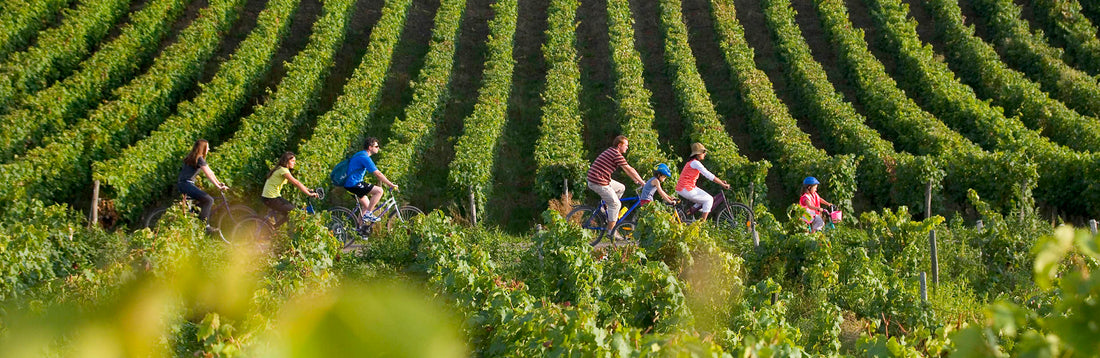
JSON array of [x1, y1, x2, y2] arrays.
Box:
[[262, 152, 319, 226]]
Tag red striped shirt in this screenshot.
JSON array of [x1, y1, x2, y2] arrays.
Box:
[[586, 147, 627, 185]]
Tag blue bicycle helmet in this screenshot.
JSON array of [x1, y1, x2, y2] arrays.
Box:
[[803, 176, 820, 185], [655, 163, 672, 177]]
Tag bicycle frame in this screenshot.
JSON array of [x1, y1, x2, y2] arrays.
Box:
[[351, 188, 401, 226], [596, 196, 642, 223]]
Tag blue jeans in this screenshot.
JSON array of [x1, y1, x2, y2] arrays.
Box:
[[177, 181, 214, 222]]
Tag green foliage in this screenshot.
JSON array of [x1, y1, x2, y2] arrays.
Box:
[[0, 0, 189, 162], [95, 0, 300, 222], [951, 227, 1100, 356], [970, 0, 1100, 120], [813, 0, 1037, 213], [925, 0, 1100, 154], [533, 0, 587, 200], [763, 0, 942, 211], [1031, 0, 1100, 75], [0, 0, 245, 211], [664, 0, 772, 205], [210, 0, 358, 194], [0, 0, 74, 60], [0, 201, 89, 301], [293, 0, 411, 192], [711, 0, 853, 208], [605, 0, 676, 175], [0, 0, 74, 62], [865, 0, 1100, 218], [378, 0, 467, 192], [448, 0, 518, 217], [0, 0, 131, 111]]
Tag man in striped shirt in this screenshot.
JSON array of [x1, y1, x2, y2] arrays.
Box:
[[587, 135, 645, 239]]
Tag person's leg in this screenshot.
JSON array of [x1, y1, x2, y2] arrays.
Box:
[[811, 216, 824, 232], [677, 188, 711, 220], [264, 197, 295, 227], [179, 182, 214, 222], [366, 184, 383, 212], [588, 181, 620, 233], [345, 184, 372, 217], [698, 190, 714, 221]]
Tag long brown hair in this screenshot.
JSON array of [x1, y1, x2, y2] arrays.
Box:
[[184, 139, 209, 167], [267, 152, 295, 179]]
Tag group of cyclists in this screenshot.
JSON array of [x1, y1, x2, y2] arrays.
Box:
[[175, 133, 834, 237], [176, 137, 396, 234], [585, 135, 835, 238]]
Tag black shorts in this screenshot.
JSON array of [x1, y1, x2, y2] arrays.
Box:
[[344, 182, 375, 197]]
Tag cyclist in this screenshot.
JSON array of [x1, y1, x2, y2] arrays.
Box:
[[178, 139, 229, 234], [639, 163, 676, 206], [674, 143, 730, 221], [261, 152, 320, 227], [586, 135, 645, 239], [343, 137, 398, 223], [799, 176, 834, 232]]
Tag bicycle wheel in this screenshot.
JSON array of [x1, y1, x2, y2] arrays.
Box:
[[143, 206, 170, 229], [326, 207, 361, 248], [386, 205, 424, 231], [212, 204, 256, 231], [610, 221, 636, 246], [565, 205, 607, 245], [231, 217, 275, 242], [717, 202, 754, 233]]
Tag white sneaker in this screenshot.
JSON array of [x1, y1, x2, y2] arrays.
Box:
[[362, 213, 382, 223]]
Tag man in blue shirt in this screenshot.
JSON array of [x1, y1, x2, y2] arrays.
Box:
[[343, 137, 399, 222]]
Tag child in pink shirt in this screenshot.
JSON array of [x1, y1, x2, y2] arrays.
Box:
[[799, 177, 834, 232]]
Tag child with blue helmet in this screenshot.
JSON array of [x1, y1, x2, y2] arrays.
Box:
[[640, 163, 676, 206], [799, 176, 834, 232]]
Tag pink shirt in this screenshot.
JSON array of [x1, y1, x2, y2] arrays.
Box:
[[800, 192, 822, 217]]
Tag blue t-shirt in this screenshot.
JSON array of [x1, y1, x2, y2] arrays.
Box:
[[344, 150, 378, 187]]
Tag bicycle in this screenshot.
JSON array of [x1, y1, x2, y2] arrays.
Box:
[[566, 195, 644, 246], [230, 188, 327, 243], [675, 189, 755, 234], [326, 187, 423, 248], [143, 188, 256, 242], [809, 205, 842, 233]]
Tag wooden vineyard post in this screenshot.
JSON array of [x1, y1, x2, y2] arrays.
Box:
[[920, 272, 927, 302], [925, 180, 932, 220], [1090, 219, 1097, 236], [564, 179, 569, 198], [469, 185, 477, 226], [748, 182, 759, 248], [90, 180, 100, 227], [929, 230, 939, 292], [976, 219, 984, 231]]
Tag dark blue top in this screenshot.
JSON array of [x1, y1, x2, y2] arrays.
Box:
[[178, 157, 207, 184], [344, 150, 378, 187]]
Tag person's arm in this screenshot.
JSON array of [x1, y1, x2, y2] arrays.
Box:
[[654, 180, 674, 204], [372, 170, 398, 190], [284, 172, 318, 197], [200, 165, 228, 190], [623, 164, 644, 185], [691, 161, 729, 189]]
